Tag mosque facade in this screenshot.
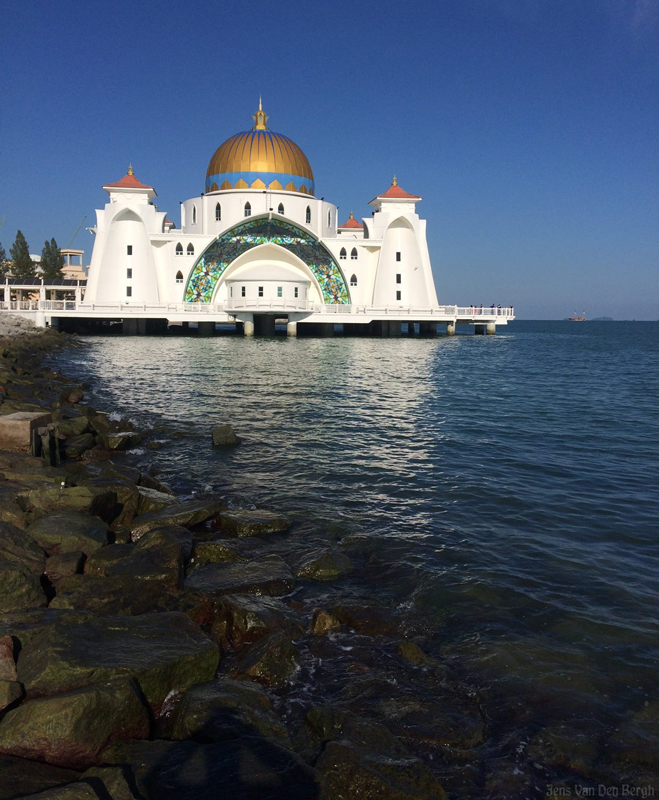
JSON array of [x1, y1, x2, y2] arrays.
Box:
[[81, 103, 452, 333]]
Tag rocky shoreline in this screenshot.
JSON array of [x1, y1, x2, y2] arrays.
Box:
[[0, 328, 655, 799]]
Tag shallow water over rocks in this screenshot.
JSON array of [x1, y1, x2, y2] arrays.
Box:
[[56, 320, 659, 794]]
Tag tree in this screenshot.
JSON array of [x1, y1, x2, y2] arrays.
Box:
[[0, 241, 8, 279], [40, 237, 65, 280], [9, 231, 36, 281]]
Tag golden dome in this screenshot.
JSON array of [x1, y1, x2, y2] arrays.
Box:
[[206, 101, 315, 195]]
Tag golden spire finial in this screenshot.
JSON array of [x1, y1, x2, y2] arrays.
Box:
[[349, 211, 355, 219], [252, 99, 269, 130], [128, 164, 134, 176], [392, 174, 398, 186]]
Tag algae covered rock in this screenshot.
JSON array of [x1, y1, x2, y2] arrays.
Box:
[[295, 548, 352, 581], [219, 509, 291, 537], [130, 498, 221, 540], [310, 608, 342, 636], [102, 738, 322, 800], [170, 678, 291, 746], [49, 574, 180, 617], [185, 555, 294, 598], [14, 783, 103, 799], [0, 636, 17, 681], [331, 601, 397, 637], [60, 434, 95, 459], [0, 569, 47, 613], [96, 432, 142, 451], [0, 520, 46, 575], [232, 630, 299, 687], [79, 766, 138, 800], [0, 678, 150, 769], [0, 754, 80, 800], [17, 612, 219, 714], [191, 539, 249, 567], [0, 681, 23, 712], [211, 593, 304, 650], [136, 486, 178, 516], [24, 487, 117, 525], [27, 512, 109, 556], [211, 423, 241, 446], [45, 552, 85, 587]]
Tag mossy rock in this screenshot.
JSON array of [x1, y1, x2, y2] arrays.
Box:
[[295, 549, 352, 581], [191, 540, 248, 567], [17, 612, 219, 715], [170, 678, 291, 746], [218, 509, 291, 537], [102, 738, 321, 800], [0, 678, 149, 769], [26, 512, 109, 556], [23, 486, 117, 524], [136, 486, 178, 516], [0, 754, 80, 800], [232, 631, 299, 688], [211, 594, 304, 651], [185, 555, 294, 598], [95, 432, 142, 451], [130, 499, 221, 540]]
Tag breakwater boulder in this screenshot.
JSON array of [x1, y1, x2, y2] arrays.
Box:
[[211, 424, 241, 446], [16, 612, 220, 715], [218, 509, 291, 537], [185, 555, 295, 597], [0, 678, 150, 769]]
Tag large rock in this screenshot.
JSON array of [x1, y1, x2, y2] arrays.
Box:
[[136, 486, 178, 516], [27, 512, 109, 556], [607, 700, 659, 768], [12, 784, 101, 799], [211, 424, 241, 446], [0, 521, 47, 612], [49, 574, 181, 617], [55, 416, 91, 438], [60, 434, 95, 459], [170, 678, 291, 746], [83, 544, 133, 576], [0, 678, 150, 769], [102, 738, 322, 800], [0, 609, 92, 650], [23, 487, 117, 525], [0, 754, 80, 800], [219, 509, 291, 537], [0, 681, 22, 712], [295, 549, 352, 581], [17, 612, 219, 714], [0, 520, 46, 575], [232, 631, 299, 687], [191, 539, 249, 567], [77, 478, 140, 527], [130, 498, 221, 541], [79, 766, 138, 800], [0, 635, 17, 681], [45, 552, 85, 587], [211, 594, 305, 651], [331, 602, 397, 637], [95, 432, 142, 451], [306, 707, 447, 800], [185, 555, 294, 598]]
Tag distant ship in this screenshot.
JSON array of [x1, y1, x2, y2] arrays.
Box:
[[569, 311, 586, 321]]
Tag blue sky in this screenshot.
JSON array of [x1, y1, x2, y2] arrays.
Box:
[[1, 0, 657, 319]]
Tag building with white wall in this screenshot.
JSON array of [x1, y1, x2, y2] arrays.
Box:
[[73, 102, 513, 335]]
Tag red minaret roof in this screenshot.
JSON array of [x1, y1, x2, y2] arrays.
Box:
[[372, 175, 421, 202], [104, 164, 154, 190], [339, 211, 363, 229]]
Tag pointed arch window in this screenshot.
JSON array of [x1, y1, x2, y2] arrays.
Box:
[[244, 202, 251, 217], [175, 243, 183, 256], [192, 205, 197, 224], [187, 243, 194, 256], [277, 203, 285, 215], [339, 247, 347, 260], [176, 270, 184, 283], [215, 203, 221, 221], [306, 206, 311, 224], [350, 274, 357, 287], [351, 247, 358, 260]]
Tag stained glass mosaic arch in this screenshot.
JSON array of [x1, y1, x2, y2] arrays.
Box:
[[184, 217, 350, 304]]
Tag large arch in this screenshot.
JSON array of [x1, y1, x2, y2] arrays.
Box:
[[184, 215, 350, 304]]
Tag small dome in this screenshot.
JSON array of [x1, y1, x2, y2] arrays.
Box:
[[206, 102, 314, 196]]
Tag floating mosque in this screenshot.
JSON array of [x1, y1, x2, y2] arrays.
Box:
[[7, 103, 514, 335]]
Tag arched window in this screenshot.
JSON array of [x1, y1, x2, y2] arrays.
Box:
[[306, 206, 311, 224], [277, 203, 285, 215], [327, 210, 331, 227], [350, 274, 357, 287], [215, 203, 221, 221], [351, 247, 358, 260], [339, 247, 347, 260], [192, 205, 197, 225], [175, 270, 184, 283], [175, 243, 183, 256], [187, 243, 194, 256], [244, 202, 251, 217]]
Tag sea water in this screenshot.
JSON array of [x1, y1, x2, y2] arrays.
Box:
[[57, 320, 659, 755]]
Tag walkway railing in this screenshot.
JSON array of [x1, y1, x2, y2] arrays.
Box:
[[0, 300, 514, 319]]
